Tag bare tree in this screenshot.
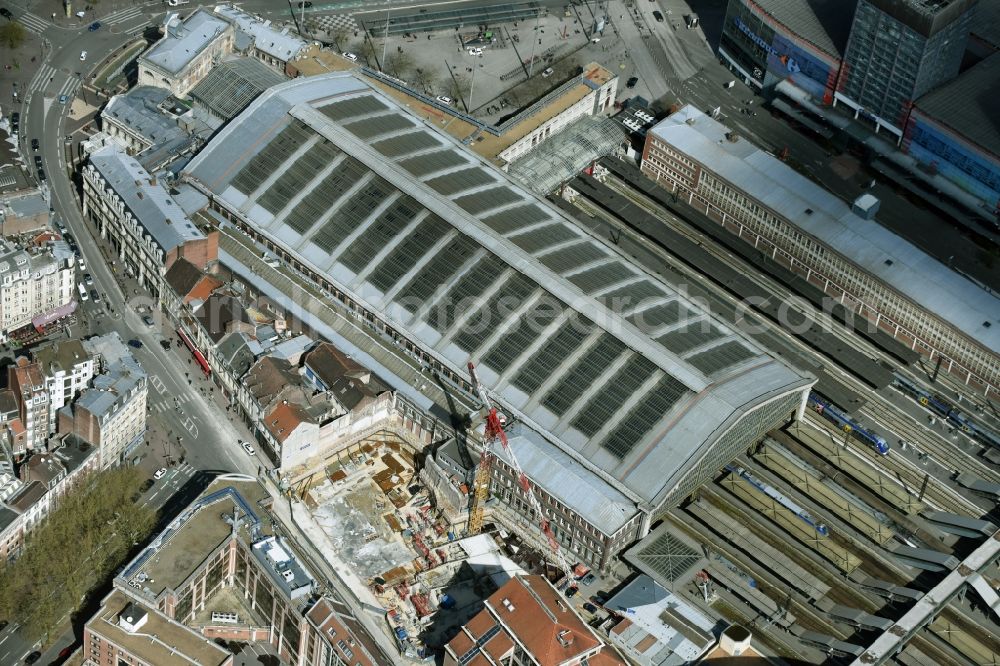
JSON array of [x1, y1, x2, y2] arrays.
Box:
[[387, 50, 415, 80], [413, 68, 438, 94], [0, 21, 26, 50]]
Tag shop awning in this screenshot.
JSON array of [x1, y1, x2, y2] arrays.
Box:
[[33, 301, 77, 331], [177, 327, 211, 376]]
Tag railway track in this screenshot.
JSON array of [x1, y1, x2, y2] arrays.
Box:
[[860, 393, 1000, 489]]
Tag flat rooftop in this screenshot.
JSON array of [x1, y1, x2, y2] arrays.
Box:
[[142, 9, 230, 75], [184, 73, 810, 511], [648, 105, 1000, 355], [87, 589, 231, 666], [119, 478, 270, 598]]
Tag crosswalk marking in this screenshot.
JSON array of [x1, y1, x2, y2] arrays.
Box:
[[106, 7, 144, 25], [28, 64, 56, 94], [17, 12, 49, 34], [57, 76, 79, 99]]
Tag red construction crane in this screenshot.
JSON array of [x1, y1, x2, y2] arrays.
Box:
[[465, 362, 577, 591]]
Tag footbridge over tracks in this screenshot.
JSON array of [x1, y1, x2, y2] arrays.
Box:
[[850, 529, 1000, 665]]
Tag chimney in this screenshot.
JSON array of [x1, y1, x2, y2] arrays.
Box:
[[557, 630, 574, 647]]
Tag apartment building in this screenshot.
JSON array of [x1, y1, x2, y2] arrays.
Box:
[[0, 241, 75, 340], [9, 357, 49, 456], [81, 146, 218, 300], [33, 339, 96, 432]]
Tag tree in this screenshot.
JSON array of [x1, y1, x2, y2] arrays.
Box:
[[0, 21, 26, 50], [413, 68, 438, 94], [0, 467, 156, 639], [448, 72, 469, 104], [329, 26, 350, 52], [386, 50, 414, 80]]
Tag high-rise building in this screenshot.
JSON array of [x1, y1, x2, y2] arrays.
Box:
[[838, 0, 978, 131]]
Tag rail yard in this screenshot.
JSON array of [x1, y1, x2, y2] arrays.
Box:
[[560, 160, 1000, 665]]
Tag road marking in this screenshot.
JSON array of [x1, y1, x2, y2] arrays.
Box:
[[29, 64, 57, 94], [17, 12, 50, 34], [106, 7, 144, 24], [57, 76, 79, 99]]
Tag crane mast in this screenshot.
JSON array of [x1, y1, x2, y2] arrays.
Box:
[[465, 363, 577, 589]]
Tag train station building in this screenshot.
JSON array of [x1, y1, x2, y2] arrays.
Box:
[[181, 72, 813, 570], [640, 104, 999, 394]]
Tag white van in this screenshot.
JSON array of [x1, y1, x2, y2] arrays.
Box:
[[78, 283, 88, 301]]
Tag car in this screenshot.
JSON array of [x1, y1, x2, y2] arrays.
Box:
[[159, 340, 171, 351], [142, 315, 155, 326], [33, 156, 42, 169], [153, 468, 167, 480], [297, 1, 313, 6], [626, 76, 638, 88], [468, 47, 483, 56], [589, 594, 606, 605], [581, 572, 596, 585], [127, 339, 142, 349], [582, 602, 599, 613], [0, 8, 12, 18], [78, 257, 86, 270], [24, 652, 41, 664], [79, 51, 87, 61], [58, 645, 74, 658], [242, 441, 256, 456], [167, 0, 191, 5], [541, 67, 554, 77], [84, 273, 93, 285], [141, 478, 155, 492], [565, 586, 578, 597], [653, 10, 664, 21], [90, 289, 101, 302], [88, 21, 101, 31], [341, 52, 358, 61], [0, 619, 7, 630], [59, 94, 68, 104], [36, 168, 45, 182], [75, 10, 85, 17], [30, 138, 38, 151]]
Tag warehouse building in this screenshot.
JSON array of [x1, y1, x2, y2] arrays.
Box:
[[641, 104, 1000, 394], [182, 73, 812, 566]]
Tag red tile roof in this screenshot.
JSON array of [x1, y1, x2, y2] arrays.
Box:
[[263, 401, 310, 443]]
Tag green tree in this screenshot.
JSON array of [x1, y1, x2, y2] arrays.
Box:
[[0, 21, 26, 50], [0, 467, 156, 639]]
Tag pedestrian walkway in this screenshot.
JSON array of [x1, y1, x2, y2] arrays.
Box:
[[103, 6, 144, 25], [27, 63, 57, 94], [16, 11, 50, 34], [56, 75, 79, 100]]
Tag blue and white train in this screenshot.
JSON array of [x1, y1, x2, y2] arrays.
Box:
[[808, 393, 890, 455], [726, 465, 829, 536], [892, 374, 1000, 451]]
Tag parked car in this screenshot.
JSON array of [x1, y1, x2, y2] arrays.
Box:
[[159, 340, 171, 351], [468, 47, 483, 56], [581, 572, 596, 586], [58, 645, 74, 658], [142, 315, 155, 326], [0, 8, 13, 19], [565, 586, 578, 597], [341, 52, 358, 62], [435, 95, 453, 105], [153, 468, 167, 480], [589, 594, 606, 606], [84, 273, 93, 285], [626, 76, 638, 88], [297, 1, 313, 6], [88, 21, 101, 31], [80, 51, 88, 61], [33, 156, 42, 169], [141, 478, 155, 492], [24, 651, 41, 664], [30, 138, 38, 151], [0, 619, 8, 630], [582, 602, 599, 614], [241, 441, 256, 456], [90, 289, 100, 302], [541, 67, 554, 77], [127, 338, 142, 348], [653, 10, 664, 21], [36, 168, 45, 182]]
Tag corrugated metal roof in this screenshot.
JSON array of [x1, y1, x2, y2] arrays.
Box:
[[184, 73, 810, 510], [649, 105, 1000, 354], [214, 5, 307, 62]]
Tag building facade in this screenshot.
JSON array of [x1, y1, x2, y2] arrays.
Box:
[[9, 357, 49, 456], [81, 147, 218, 301], [640, 105, 1000, 394], [137, 10, 234, 96], [837, 0, 978, 133], [0, 242, 74, 340], [33, 339, 96, 433]]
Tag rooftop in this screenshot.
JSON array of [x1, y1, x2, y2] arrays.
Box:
[[648, 105, 1000, 354], [742, 0, 857, 57], [189, 56, 288, 121], [914, 50, 1000, 160], [263, 401, 312, 443], [213, 4, 307, 62], [194, 294, 251, 342], [32, 339, 91, 376], [142, 9, 231, 75], [306, 599, 379, 666], [183, 73, 810, 511], [78, 355, 146, 420], [83, 331, 135, 370], [119, 478, 270, 598], [88, 147, 207, 254], [101, 86, 185, 146], [87, 589, 232, 666], [1, 190, 48, 219], [605, 575, 715, 665], [249, 535, 313, 598]]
